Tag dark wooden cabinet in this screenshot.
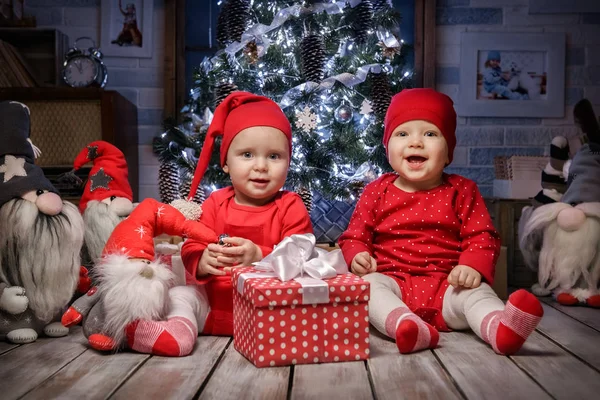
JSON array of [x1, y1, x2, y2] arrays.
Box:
[[485, 198, 536, 289], [0, 87, 139, 202]]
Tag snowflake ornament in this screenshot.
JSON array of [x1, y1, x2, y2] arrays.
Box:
[[295, 106, 317, 133], [360, 99, 373, 117]]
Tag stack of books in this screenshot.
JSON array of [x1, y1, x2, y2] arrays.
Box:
[[493, 155, 548, 199], [0, 39, 37, 87]]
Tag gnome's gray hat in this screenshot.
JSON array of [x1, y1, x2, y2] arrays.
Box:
[[0, 101, 57, 207], [561, 142, 600, 205]]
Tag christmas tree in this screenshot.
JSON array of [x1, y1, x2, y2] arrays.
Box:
[[154, 0, 413, 205]]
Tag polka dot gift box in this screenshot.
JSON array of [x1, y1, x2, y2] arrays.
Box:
[[231, 234, 370, 368]]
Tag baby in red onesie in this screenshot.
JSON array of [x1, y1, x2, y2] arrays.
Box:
[[126, 92, 312, 356], [339, 88, 543, 355]]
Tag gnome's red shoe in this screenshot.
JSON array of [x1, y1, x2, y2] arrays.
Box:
[[61, 307, 83, 327], [586, 295, 600, 308], [77, 266, 92, 294], [88, 334, 117, 351], [556, 292, 578, 306]]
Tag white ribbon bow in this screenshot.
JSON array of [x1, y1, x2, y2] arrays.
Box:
[[253, 233, 348, 282]]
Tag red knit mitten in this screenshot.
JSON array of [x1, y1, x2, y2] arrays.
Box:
[[61, 307, 83, 327]]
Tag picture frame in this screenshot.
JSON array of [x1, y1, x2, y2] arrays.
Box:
[[457, 32, 565, 118], [100, 0, 153, 58]]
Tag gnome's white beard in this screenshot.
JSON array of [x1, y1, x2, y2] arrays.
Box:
[[95, 254, 174, 346], [0, 199, 84, 322], [83, 201, 129, 263], [525, 203, 600, 296]]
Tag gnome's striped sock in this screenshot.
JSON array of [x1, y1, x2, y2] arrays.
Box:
[[481, 289, 543, 355], [126, 317, 197, 357], [385, 307, 439, 354], [126, 286, 203, 357]]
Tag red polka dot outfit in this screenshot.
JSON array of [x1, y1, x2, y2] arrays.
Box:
[[339, 173, 501, 331]]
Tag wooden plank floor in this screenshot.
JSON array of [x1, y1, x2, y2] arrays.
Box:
[[1, 299, 598, 400]]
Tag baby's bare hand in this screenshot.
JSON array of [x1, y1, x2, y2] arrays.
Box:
[[448, 265, 482, 289], [351, 252, 377, 277], [218, 237, 263, 270]]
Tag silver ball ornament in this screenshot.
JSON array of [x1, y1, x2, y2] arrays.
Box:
[[334, 104, 353, 124]]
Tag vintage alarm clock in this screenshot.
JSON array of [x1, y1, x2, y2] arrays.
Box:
[[62, 37, 108, 88]]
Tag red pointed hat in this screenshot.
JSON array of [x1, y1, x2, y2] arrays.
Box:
[[187, 91, 292, 201], [103, 198, 218, 261], [71, 140, 133, 213], [383, 88, 457, 164]]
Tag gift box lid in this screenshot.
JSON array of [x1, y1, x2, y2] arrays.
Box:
[[232, 267, 370, 308]]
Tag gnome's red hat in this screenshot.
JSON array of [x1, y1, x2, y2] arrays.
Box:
[[383, 88, 457, 164], [71, 141, 133, 213], [187, 91, 292, 201], [103, 198, 218, 261]]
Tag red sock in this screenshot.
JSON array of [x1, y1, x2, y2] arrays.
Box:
[[385, 307, 439, 354], [126, 317, 197, 357], [481, 289, 543, 355]]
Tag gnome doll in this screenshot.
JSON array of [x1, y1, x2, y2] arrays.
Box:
[[0, 101, 85, 344], [519, 100, 600, 307], [64, 141, 135, 269], [61, 198, 217, 352]]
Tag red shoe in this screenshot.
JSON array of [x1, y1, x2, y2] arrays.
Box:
[[556, 292, 579, 306], [77, 266, 92, 294], [61, 307, 83, 327], [586, 295, 600, 308], [88, 334, 117, 351]]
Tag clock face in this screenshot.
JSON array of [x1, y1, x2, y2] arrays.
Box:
[[64, 57, 98, 87]]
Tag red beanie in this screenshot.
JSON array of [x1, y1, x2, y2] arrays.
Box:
[[187, 91, 292, 201], [103, 198, 218, 261], [72, 140, 133, 213], [383, 88, 457, 164]]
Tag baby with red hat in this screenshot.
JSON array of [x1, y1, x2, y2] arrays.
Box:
[[339, 88, 544, 355], [125, 91, 313, 356]]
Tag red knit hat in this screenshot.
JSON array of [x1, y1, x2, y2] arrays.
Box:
[[187, 91, 292, 200], [103, 198, 218, 261], [71, 141, 133, 213], [383, 88, 457, 163]]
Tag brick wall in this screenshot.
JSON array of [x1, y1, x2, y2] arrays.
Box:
[[25, 0, 164, 200], [436, 0, 600, 196]]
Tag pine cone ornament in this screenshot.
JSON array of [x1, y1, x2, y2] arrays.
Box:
[[372, 0, 390, 13], [216, 2, 231, 48], [369, 71, 393, 118], [352, 0, 374, 44], [215, 82, 239, 107], [159, 160, 181, 204], [296, 186, 313, 213], [180, 170, 206, 204], [216, 0, 252, 47], [229, 0, 252, 44], [300, 34, 326, 83]]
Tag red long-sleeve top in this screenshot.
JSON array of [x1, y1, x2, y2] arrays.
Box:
[[339, 173, 500, 330], [181, 187, 313, 335]]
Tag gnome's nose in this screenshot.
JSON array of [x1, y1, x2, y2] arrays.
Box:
[[557, 206, 586, 232], [37, 192, 63, 216], [139, 265, 154, 279]]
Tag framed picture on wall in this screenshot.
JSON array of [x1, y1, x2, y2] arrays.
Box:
[[100, 0, 153, 58], [457, 32, 566, 118]]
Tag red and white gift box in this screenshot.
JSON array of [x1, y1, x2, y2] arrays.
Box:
[[231, 234, 370, 368]]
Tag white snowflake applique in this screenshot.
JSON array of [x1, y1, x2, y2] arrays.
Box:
[[295, 106, 317, 133], [360, 99, 373, 117], [135, 226, 147, 238], [0, 155, 27, 183], [156, 206, 165, 218]]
